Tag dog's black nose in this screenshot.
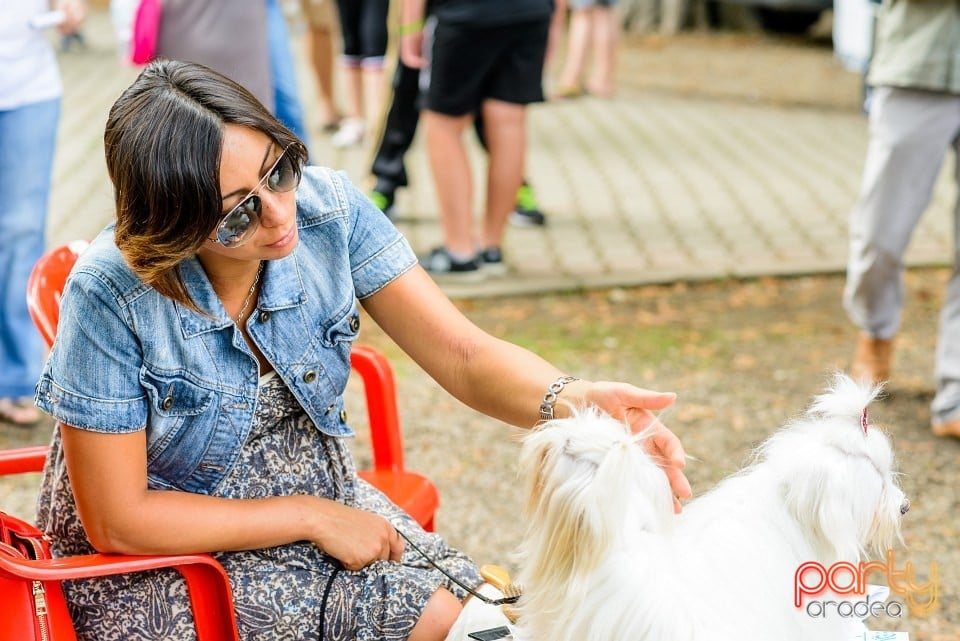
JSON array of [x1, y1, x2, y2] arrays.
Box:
[[900, 498, 910, 515]]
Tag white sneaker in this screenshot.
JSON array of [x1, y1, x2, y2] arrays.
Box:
[[332, 118, 365, 148]]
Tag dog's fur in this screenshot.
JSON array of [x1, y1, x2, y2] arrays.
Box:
[[514, 374, 907, 641]]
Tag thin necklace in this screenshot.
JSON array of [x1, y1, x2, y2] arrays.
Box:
[[235, 261, 264, 326]]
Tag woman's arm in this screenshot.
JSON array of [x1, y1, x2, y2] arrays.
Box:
[[361, 267, 692, 506], [60, 425, 404, 569]]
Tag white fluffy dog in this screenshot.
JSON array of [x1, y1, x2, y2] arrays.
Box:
[[513, 374, 908, 641]]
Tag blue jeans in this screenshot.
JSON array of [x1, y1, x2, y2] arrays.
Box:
[[266, 0, 309, 146], [0, 97, 60, 398]]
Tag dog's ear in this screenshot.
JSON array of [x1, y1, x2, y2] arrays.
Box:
[[781, 450, 884, 563], [518, 424, 621, 583], [517, 411, 673, 587]]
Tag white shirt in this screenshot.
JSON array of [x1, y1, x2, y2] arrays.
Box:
[[0, 0, 62, 110]]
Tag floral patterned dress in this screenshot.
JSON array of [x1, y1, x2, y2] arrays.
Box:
[[36, 373, 481, 641]]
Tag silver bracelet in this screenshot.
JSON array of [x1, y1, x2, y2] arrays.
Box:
[[539, 376, 580, 421]]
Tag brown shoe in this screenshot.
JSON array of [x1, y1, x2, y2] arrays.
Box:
[[851, 334, 893, 385], [932, 417, 960, 439]]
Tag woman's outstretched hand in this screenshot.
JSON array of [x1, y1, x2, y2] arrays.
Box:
[[582, 381, 692, 513]]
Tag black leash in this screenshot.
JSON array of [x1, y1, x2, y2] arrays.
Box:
[[318, 562, 343, 640], [396, 529, 519, 606]]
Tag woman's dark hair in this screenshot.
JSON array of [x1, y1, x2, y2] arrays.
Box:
[[104, 59, 308, 310]]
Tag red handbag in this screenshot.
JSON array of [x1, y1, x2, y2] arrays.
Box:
[[0, 511, 76, 641]]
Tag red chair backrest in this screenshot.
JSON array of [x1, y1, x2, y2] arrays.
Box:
[[26, 240, 90, 348]]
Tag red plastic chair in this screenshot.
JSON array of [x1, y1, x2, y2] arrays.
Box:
[[25, 240, 91, 349], [351, 344, 439, 531]]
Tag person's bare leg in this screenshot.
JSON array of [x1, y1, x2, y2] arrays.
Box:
[[556, 8, 594, 93], [587, 6, 618, 97], [480, 99, 526, 250], [306, 25, 340, 126], [423, 110, 475, 257], [342, 65, 364, 123], [331, 64, 366, 146], [408, 588, 462, 641], [362, 65, 385, 132]]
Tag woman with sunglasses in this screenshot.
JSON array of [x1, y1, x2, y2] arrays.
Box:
[[32, 60, 690, 641]]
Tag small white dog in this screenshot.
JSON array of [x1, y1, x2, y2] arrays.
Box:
[[513, 374, 908, 641]]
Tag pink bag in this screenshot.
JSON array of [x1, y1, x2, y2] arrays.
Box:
[[130, 0, 161, 65]]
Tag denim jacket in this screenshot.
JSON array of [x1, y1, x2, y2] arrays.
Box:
[[35, 167, 416, 494]]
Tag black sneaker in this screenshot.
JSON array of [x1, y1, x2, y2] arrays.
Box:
[[420, 247, 483, 280], [479, 247, 507, 275], [369, 188, 396, 220], [509, 183, 546, 227]]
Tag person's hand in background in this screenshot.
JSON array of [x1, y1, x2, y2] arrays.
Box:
[[55, 0, 87, 35]]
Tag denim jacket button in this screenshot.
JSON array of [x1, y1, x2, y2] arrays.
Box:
[[303, 370, 317, 383], [349, 315, 360, 332], [161, 395, 174, 411], [339, 409, 348, 423], [258, 310, 270, 323], [324, 404, 335, 415]]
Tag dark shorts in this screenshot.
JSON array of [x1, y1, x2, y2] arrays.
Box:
[[336, 0, 389, 62], [425, 18, 550, 116]]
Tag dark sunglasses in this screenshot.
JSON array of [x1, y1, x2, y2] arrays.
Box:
[[212, 147, 300, 248]]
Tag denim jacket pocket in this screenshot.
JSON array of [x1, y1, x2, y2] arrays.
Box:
[[140, 369, 218, 488], [321, 299, 361, 348]]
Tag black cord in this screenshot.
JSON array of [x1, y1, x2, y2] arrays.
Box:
[[319, 562, 343, 641], [396, 529, 518, 606]]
